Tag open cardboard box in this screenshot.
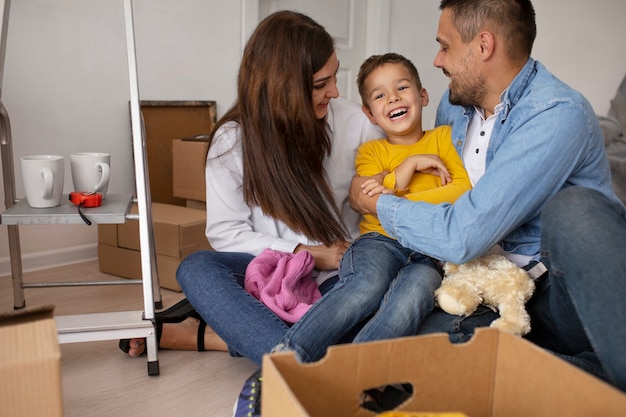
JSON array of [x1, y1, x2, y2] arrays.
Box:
[[0, 305, 63, 417], [262, 328, 626, 417]]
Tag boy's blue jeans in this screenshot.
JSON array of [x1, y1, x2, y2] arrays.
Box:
[[276, 232, 442, 363]]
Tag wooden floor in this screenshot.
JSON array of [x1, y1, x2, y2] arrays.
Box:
[[0, 261, 258, 417]]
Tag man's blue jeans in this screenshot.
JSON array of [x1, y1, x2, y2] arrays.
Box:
[[415, 187, 626, 392], [533, 186, 626, 391], [276, 233, 442, 363]]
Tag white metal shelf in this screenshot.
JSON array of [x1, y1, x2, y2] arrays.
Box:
[[0, 193, 132, 225]]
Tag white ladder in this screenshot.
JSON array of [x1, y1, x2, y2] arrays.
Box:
[[0, 0, 161, 376]]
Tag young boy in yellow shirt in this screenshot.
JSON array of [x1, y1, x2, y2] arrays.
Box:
[[273, 53, 471, 363]]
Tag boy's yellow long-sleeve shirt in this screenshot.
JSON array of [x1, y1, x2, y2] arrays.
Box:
[[355, 125, 472, 236]]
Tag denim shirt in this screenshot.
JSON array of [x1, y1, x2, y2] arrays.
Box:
[[377, 58, 622, 264]]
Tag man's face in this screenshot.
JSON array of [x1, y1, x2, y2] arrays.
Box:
[[433, 9, 486, 107]]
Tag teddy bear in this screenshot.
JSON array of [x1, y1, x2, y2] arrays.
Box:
[[434, 254, 535, 336]]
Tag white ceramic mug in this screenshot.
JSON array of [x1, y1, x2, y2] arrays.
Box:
[[20, 155, 65, 208], [70, 152, 110, 198]]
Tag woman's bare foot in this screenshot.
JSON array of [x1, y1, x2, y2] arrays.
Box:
[[126, 316, 228, 357]]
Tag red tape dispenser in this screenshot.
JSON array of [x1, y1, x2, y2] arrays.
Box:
[[69, 192, 103, 225]]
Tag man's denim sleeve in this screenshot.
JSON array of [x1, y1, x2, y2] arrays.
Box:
[[378, 84, 614, 264]]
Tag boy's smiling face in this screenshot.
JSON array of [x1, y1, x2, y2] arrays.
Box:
[[361, 62, 429, 144]]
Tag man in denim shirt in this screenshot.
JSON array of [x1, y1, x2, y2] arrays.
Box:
[[350, 0, 626, 392]]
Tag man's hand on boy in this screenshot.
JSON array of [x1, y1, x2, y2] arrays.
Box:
[[349, 174, 387, 216]]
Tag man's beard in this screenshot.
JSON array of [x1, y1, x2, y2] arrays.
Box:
[[448, 75, 487, 107], [445, 53, 487, 107]]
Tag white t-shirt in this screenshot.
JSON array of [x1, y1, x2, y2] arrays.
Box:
[[463, 104, 503, 186], [464, 101, 532, 267]]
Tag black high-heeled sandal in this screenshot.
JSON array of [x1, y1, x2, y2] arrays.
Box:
[[118, 298, 206, 354], [154, 298, 195, 321]]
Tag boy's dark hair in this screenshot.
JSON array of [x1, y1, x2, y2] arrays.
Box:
[[357, 53, 422, 108]]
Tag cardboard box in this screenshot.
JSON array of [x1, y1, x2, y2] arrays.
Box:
[[97, 203, 212, 291], [140, 101, 216, 206], [378, 414, 466, 417], [0, 305, 63, 417], [172, 137, 209, 202], [98, 243, 187, 291], [262, 328, 626, 417], [118, 203, 210, 258], [185, 199, 206, 211], [98, 220, 118, 246]]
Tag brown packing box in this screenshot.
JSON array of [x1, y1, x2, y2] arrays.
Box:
[[140, 101, 216, 206], [172, 137, 209, 203], [97, 244, 186, 291], [97, 203, 212, 291], [0, 305, 63, 417], [98, 220, 118, 246], [118, 203, 209, 258], [378, 414, 467, 417], [262, 328, 626, 417]]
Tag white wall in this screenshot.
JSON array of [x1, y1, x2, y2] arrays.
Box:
[[388, 0, 626, 129], [0, 0, 624, 274]]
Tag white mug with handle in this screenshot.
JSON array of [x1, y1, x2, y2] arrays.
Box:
[[70, 152, 110, 198], [20, 155, 65, 208]]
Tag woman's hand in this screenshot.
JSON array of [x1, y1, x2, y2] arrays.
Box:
[[296, 241, 350, 270]]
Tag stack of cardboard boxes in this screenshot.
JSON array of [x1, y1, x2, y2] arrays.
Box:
[[98, 102, 215, 291], [97, 202, 211, 292], [97, 137, 211, 292]]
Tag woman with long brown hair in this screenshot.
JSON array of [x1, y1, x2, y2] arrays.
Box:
[[120, 10, 382, 365]]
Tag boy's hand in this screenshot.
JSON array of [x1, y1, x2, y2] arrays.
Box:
[[361, 178, 394, 196], [395, 154, 453, 191], [410, 154, 451, 185]]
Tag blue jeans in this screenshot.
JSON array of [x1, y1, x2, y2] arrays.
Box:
[[414, 187, 626, 392], [532, 186, 626, 391], [176, 251, 288, 366], [276, 233, 442, 362]]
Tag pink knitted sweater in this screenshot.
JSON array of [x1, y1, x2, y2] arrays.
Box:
[[244, 248, 321, 323]]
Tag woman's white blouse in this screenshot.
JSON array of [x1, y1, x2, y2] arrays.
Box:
[[204, 97, 383, 256]]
